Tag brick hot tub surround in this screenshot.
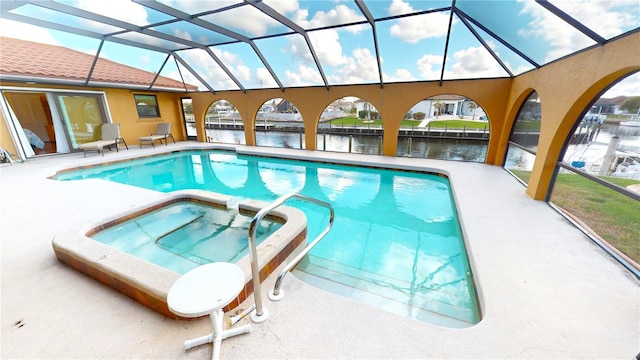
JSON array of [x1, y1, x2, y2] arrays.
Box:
[[52, 190, 307, 319]]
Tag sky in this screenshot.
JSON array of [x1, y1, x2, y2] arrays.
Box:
[[0, 0, 638, 97]]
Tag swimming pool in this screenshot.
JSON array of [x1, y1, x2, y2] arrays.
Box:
[[56, 149, 480, 327]]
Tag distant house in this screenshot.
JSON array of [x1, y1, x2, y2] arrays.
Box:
[[275, 99, 298, 113], [405, 95, 487, 120], [353, 99, 374, 113], [255, 98, 301, 121], [594, 96, 628, 114], [330, 98, 356, 113], [353, 99, 380, 120]]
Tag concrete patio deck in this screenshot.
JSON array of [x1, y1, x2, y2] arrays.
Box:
[[1, 142, 638, 359]]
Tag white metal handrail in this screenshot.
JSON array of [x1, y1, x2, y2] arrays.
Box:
[[247, 192, 334, 323]]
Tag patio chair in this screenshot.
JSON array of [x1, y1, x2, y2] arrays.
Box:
[[139, 123, 175, 148], [78, 123, 128, 157]]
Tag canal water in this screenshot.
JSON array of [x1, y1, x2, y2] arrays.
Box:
[[205, 128, 490, 162], [506, 122, 640, 173], [198, 123, 640, 166]]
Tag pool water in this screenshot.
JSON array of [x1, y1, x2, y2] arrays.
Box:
[[92, 202, 281, 274], [58, 150, 480, 326]]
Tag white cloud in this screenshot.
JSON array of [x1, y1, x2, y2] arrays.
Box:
[[0, 19, 60, 45], [255, 68, 278, 88], [479, 40, 535, 75], [159, 0, 238, 16], [211, 47, 253, 84], [215, 48, 242, 67], [74, 0, 149, 27], [285, 27, 379, 84], [172, 28, 193, 42], [139, 54, 153, 67], [283, 33, 315, 64], [388, 0, 414, 16], [172, 69, 203, 90], [53, 0, 180, 50], [0, 18, 102, 57], [163, 0, 271, 37], [284, 64, 324, 86], [328, 47, 379, 84], [506, 62, 534, 75], [518, 0, 594, 62], [389, 0, 450, 43], [290, 8, 311, 26], [416, 54, 443, 79], [198, 6, 283, 37], [270, 0, 366, 34], [383, 68, 415, 82], [235, 64, 251, 83], [307, 30, 348, 67], [293, 4, 365, 32], [447, 45, 506, 78], [262, 0, 300, 15], [603, 72, 640, 98], [178, 48, 239, 90], [546, 0, 638, 38], [394, 68, 414, 81]]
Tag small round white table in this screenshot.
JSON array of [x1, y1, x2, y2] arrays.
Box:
[[167, 262, 251, 360]]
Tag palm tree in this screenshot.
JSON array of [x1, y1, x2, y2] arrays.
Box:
[[467, 101, 478, 120], [433, 100, 445, 119]]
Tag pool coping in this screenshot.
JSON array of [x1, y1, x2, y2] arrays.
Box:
[[52, 189, 307, 320]]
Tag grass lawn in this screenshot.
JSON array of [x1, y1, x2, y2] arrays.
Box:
[[425, 119, 489, 130], [328, 116, 383, 127], [514, 120, 541, 131], [511, 170, 639, 264]]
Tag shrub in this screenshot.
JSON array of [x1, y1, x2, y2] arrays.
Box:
[[413, 112, 426, 120], [359, 110, 380, 120]]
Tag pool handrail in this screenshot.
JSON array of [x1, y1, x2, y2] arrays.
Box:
[[247, 192, 334, 324]]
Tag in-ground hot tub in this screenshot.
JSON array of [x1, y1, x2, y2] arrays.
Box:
[[52, 190, 307, 319]]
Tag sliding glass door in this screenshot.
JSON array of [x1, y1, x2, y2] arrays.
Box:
[[1, 88, 110, 159], [54, 93, 109, 148]]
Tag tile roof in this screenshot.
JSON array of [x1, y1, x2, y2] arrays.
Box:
[[0, 37, 196, 91]]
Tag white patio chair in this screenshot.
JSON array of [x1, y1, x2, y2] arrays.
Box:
[[139, 123, 175, 148], [78, 123, 128, 157]]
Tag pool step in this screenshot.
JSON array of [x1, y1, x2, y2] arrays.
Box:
[[301, 255, 470, 305], [293, 255, 476, 326]]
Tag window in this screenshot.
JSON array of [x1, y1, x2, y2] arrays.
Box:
[[134, 94, 160, 118]]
